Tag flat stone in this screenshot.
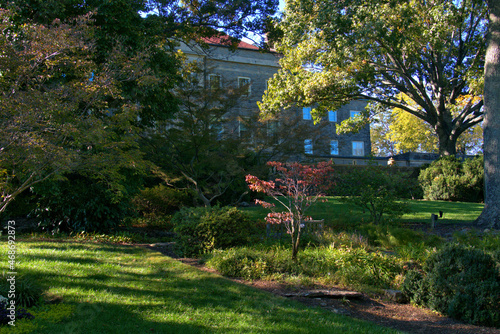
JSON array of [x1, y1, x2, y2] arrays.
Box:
[[284, 290, 362, 299], [384, 289, 407, 303], [150, 242, 175, 247], [330, 308, 351, 316]]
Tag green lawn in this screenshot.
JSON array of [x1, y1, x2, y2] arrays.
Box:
[[0, 241, 402, 334], [401, 200, 484, 224], [242, 197, 484, 227]]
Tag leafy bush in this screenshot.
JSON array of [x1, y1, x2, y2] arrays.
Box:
[[402, 244, 500, 327], [172, 206, 257, 257], [461, 156, 485, 202], [332, 247, 403, 289], [337, 165, 412, 224], [333, 165, 423, 199], [0, 300, 34, 325], [418, 156, 484, 202], [132, 185, 195, 229], [30, 173, 137, 233], [208, 248, 272, 280], [0, 274, 43, 308]]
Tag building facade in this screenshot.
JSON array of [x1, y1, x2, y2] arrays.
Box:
[[178, 37, 371, 163]]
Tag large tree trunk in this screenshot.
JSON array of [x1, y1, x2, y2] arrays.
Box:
[[475, 0, 500, 229], [436, 126, 458, 156]]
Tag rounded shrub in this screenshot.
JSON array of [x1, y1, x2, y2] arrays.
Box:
[[172, 206, 257, 257], [402, 244, 500, 327], [461, 155, 484, 202], [418, 156, 484, 202]]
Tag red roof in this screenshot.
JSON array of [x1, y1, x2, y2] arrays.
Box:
[[202, 34, 260, 50]]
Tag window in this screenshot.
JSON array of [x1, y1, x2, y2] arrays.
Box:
[[188, 72, 201, 87], [303, 107, 312, 120], [304, 139, 313, 154], [239, 118, 254, 143], [330, 140, 339, 155], [239, 119, 248, 138], [211, 123, 224, 139], [208, 74, 221, 90], [267, 120, 279, 137], [238, 77, 251, 96], [352, 141, 364, 156], [350, 110, 361, 118], [266, 121, 284, 144], [328, 110, 337, 122]]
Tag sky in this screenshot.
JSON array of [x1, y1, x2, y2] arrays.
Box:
[[279, 0, 285, 12], [242, 0, 285, 45]]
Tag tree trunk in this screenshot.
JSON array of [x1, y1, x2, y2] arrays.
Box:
[[197, 188, 212, 207], [292, 230, 301, 262], [475, 0, 500, 229], [290, 218, 301, 261], [436, 127, 458, 156]]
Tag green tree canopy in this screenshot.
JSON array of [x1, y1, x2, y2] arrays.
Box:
[[0, 10, 147, 213], [0, 0, 279, 215], [260, 0, 486, 156], [5, 0, 279, 125]]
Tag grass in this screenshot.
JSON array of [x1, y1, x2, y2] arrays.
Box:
[[400, 200, 484, 224], [0, 241, 402, 334], [242, 197, 484, 227]]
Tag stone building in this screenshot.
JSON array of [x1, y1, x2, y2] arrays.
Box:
[[178, 35, 371, 163]]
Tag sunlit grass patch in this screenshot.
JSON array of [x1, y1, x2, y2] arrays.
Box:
[[0, 242, 401, 333], [242, 197, 483, 227]]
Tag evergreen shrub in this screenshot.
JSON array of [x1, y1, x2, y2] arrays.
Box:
[[418, 156, 483, 202], [172, 206, 256, 257], [402, 244, 500, 327]]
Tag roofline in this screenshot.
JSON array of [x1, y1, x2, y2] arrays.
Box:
[[205, 42, 279, 54]]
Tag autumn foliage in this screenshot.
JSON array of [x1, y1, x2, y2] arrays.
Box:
[[246, 161, 333, 260]]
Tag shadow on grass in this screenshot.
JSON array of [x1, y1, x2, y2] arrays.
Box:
[[35, 302, 212, 334], [5, 242, 401, 334]]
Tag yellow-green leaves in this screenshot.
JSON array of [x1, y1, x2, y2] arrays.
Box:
[[260, 0, 487, 155]]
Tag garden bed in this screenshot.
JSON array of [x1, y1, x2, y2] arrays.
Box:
[[145, 225, 500, 334]]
